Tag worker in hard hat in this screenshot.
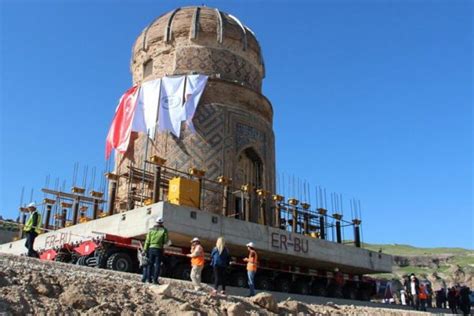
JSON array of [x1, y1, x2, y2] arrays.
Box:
[[187, 237, 204, 291], [23, 202, 42, 257], [243, 241, 258, 297], [143, 217, 168, 284]]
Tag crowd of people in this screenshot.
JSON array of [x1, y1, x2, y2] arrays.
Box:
[[140, 217, 258, 297], [396, 273, 472, 314]]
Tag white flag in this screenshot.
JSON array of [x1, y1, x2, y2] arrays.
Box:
[[158, 76, 186, 137], [183, 75, 208, 133], [133, 78, 161, 136]]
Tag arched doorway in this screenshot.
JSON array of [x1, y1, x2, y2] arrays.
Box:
[[234, 147, 263, 221]]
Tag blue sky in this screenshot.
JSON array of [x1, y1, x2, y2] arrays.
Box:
[[1, 0, 472, 249]]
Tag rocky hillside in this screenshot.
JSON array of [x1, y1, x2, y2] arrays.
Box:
[[0, 254, 432, 315], [364, 243, 474, 289]]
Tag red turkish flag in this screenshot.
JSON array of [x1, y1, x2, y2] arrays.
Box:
[[105, 85, 140, 159]]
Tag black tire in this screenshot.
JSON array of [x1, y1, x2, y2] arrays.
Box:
[[328, 284, 343, 298], [94, 248, 108, 268], [76, 255, 88, 266], [173, 263, 191, 280], [256, 275, 273, 291], [312, 282, 328, 297], [55, 253, 70, 263], [70, 254, 79, 264], [343, 286, 358, 300], [230, 271, 248, 288], [359, 288, 371, 301], [106, 252, 133, 272], [294, 280, 310, 295], [275, 278, 291, 293]]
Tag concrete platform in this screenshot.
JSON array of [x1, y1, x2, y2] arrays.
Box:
[[0, 202, 392, 274]]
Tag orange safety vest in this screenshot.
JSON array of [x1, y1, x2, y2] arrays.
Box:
[[246, 249, 258, 272], [190, 244, 205, 267]]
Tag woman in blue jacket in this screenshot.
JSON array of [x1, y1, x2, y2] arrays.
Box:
[[210, 237, 230, 295]]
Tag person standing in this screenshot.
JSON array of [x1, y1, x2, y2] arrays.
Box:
[[23, 202, 42, 257], [447, 287, 457, 314], [210, 237, 230, 295], [143, 217, 168, 284], [243, 241, 258, 297], [187, 237, 205, 291], [459, 286, 471, 315], [418, 283, 428, 311], [400, 289, 407, 305], [409, 274, 420, 310], [436, 288, 447, 309]]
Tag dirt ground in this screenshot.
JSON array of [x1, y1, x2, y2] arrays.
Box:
[[0, 254, 432, 315]]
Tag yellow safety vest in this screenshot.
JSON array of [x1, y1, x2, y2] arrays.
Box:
[[24, 211, 42, 234]]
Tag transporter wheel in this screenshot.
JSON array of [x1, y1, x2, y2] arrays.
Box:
[[275, 278, 291, 293], [294, 280, 310, 295], [328, 285, 343, 298], [230, 271, 248, 288], [174, 264, 191, 281], [255, 275, 273, 291], [94, 248, 108, 268], [55, 253, 70, 263], [76, 256, 88, 266], [107, 252, 132, 272], [343, 286, 358, 300], [312, 282, 328, 297], [358, 288, 371, 301]]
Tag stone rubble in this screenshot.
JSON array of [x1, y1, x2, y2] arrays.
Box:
[[0, 254, 432, 315]]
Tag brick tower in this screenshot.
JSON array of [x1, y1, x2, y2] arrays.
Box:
[[114, 6, 275, 223]]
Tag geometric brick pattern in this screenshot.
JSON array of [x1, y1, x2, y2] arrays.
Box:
[[176, 47, 262, 92]]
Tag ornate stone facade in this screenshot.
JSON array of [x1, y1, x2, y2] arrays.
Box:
[[115, 6, 275, 224]]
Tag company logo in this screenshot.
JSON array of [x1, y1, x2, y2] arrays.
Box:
[[161, 96, 182, 110]]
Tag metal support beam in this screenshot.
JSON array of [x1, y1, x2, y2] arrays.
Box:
[[244, 193, 250, 222], [336, 221, 342, 244], [72, 199, 80, 225], [44, 205, 52, 230], [319, 216, 326, 240], [108, 181, 117, 216], [258, 197, 266, 225], [353, 219, 362, 247], [92, 199, 99, 220], [354, 225, 361, 248], [222, 184, 229, 216], [198, 178, 203, 210], [152, 166, 162, 203], [303, 213, 309, 235], [61, 209, 67, 228], [292, 207, 298, 233]]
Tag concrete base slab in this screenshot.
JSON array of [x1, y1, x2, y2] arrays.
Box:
[[0, 202, 392, 274]]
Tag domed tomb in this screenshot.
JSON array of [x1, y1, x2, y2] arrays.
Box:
[[114, 6, 276, 224]]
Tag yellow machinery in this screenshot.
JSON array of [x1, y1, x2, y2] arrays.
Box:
[[168, 177, 200, 208]]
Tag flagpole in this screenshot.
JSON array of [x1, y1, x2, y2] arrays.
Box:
[[154, 78, 163, 154], [140, 129, 150, 205]]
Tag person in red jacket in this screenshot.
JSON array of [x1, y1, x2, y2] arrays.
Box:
[[418, 283, 428, 311]]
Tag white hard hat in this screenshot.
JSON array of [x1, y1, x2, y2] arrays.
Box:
[[246, 242, 255, 248], [191, 237, 200, 243], [155, 217, 164, 224], [27, 202, 36, 208]]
